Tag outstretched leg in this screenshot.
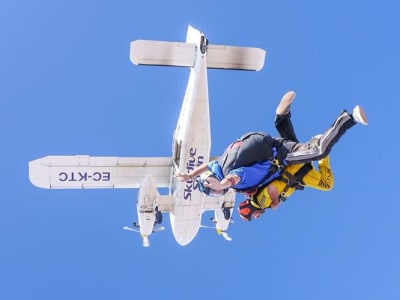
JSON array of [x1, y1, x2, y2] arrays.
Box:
[[276, 91, 296, 116], [283, 106, 368, 164]]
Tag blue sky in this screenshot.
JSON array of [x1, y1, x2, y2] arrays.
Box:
[[1, 0, 399, 299]]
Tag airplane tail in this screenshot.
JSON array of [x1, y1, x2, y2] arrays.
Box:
[[130, 26, 266, 71]]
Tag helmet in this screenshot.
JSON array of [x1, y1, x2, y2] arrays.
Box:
[[197, 171, 228, 197], [238, 184, 280, 221], [238, 199, 265, 221]]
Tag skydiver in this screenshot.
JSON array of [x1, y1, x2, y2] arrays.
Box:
[[175, 91, 368, 198], [237, 154, 333, 221]]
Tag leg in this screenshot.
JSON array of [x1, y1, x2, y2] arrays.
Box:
[[275, 91, 298, 141], [276, 91, 296, 116], [275, 112, 298, 142], [284, 110, 358, 164]]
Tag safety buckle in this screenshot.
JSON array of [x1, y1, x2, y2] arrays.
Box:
[[280, 192, 287, 202], [272, 158, 285, 171]]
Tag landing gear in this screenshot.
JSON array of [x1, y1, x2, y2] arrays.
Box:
[[222, 203, 231, 220], [155, 207, 163, 225]]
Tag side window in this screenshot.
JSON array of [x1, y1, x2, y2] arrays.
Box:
[[172, 139, 181, 170]]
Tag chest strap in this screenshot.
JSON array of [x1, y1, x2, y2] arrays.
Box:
[[235, 147, 286, 195], [278, 163, 313, 201]]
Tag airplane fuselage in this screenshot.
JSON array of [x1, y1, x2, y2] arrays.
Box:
[[169, 27, 211, 246]]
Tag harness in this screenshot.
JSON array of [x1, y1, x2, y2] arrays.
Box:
[[220, 132, 280, 174], [246, 162, 313, 211], [275, 162, 313, 201], [234, 150, 285, 194], [219, 132, 287, 194]]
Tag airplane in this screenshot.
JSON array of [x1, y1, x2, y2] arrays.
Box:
[[28, 25, 266, 247]]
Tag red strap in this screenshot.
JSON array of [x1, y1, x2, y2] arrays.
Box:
[[229, 141, 243, 151]]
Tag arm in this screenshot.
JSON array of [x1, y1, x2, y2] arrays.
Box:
[[176, 161, 241, 190], [203, 174, 241, 190], [302, 156, 334, 191], [174, 162, 210, 182]]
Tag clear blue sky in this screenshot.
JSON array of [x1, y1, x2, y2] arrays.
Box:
[[1, 1, 399, 299]]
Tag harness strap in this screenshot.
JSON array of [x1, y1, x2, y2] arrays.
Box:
[[250, 200, 262, 209], [278, 163, 313, 201], [234, 147, 285, 195]]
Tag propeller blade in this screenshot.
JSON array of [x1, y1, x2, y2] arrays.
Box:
[[200, 225, 232, 241], [200, 225, 215, 229], [123, 226, 140, 233], [153, 226, 166, 232], [221, 231, 232, 241]]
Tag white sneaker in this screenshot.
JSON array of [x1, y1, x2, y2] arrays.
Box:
[[276, 91, 296, 115], [352, 105, 368, 125]]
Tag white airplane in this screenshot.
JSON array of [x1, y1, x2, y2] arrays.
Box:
[[29, 25, 266, 247]]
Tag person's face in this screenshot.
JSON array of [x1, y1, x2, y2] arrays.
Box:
[[198, 172, 226, 197], [250, 209, 265, 220], [204, 176, 225, 196]]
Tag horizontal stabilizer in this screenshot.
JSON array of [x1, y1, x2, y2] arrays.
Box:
[[130, 40, 196, 67], [130, 40, 266, 71], [29, 155, 172, 189], [207, 45, 266, 71]]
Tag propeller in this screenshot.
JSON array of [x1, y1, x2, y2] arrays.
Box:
[[122, 225, 165, 233], [122, 225, 165, 247], [200, 224, 232, 241], [123, 226, 140, 233]]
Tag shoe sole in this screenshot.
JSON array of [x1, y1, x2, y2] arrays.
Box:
[[357, 106, 368, 125], [276, 91, 296, 115]]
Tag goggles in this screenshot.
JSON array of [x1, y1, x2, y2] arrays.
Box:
[[238, 199, 265, 221]]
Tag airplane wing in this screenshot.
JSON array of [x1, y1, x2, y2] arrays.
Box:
[[29, 155, 172, 189]]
